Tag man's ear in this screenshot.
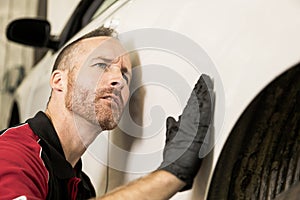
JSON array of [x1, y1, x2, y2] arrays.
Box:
[[50, 70, 65, 92]]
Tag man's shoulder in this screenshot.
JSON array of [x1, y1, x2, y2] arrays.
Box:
[[0, 123, 49, 199], [0, 123, 40, 146], [0, 123, 44, 165], [0, 124, 46, 174]]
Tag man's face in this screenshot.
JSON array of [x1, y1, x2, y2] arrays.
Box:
[[65, 37, 132, 130]]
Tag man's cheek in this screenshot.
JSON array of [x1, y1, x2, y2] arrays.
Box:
[[123, 89, 130, 106]]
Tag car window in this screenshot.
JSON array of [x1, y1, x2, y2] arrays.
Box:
[[33, 0, 48, 65], [91, 0, 118, 20], [58, 0, 118, 50]]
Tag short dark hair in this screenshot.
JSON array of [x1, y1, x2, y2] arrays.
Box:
[[52, 26, 116, 72]]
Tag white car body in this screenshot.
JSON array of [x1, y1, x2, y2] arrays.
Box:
[[10, 0, 300, 199]]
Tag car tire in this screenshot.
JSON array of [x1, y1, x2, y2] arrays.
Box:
[[207, 64, 300, 199]]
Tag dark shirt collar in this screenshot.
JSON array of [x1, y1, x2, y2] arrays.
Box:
[[26, 111, 82, 179]]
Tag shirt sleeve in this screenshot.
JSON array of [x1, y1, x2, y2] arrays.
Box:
[[0, 136, 49, 200]]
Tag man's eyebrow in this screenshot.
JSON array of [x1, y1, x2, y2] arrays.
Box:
[[91, 56, 114, 63]]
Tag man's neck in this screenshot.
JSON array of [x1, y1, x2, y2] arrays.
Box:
[[45, 107, 102, 167]]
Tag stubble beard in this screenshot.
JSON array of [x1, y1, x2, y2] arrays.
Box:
[[65, 73, 122, 130]]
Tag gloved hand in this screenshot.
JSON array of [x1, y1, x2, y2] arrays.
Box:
[[158, 74, 214, 191]]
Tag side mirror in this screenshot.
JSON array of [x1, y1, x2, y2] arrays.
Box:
[[6, 18, 58, 50]]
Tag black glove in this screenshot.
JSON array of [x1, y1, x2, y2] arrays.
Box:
[[158, 74, 214, 191]]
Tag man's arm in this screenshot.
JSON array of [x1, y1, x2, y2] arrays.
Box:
[[96, 170, 185, 200]]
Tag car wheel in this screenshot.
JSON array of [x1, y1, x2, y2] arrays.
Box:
[[207, 64, 300, 199]]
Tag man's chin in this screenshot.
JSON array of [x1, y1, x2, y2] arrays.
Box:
[[98, 122, 118, 131], [97, 116, 120, 131]]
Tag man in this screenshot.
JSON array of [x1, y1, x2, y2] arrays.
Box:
[[0, 27, 213, 199]]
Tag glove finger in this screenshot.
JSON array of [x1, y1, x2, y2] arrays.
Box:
[[198, 74, 214, 127], [192, 74, 214, 126], [166, 116, 179, 143]]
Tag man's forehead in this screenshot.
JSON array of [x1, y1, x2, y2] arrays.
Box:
[[81, 36, 126, 54], [79, 36, 131, 65]]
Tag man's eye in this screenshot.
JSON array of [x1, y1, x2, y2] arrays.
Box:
[[93, 63, 108, 69]]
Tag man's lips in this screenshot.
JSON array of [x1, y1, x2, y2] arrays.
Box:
[[101, 94, 122, 109]]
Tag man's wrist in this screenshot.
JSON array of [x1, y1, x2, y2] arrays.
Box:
[[157, 164, 193, 191], [155, 169, 186, 190]]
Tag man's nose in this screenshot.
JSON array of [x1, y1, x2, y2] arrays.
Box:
[[108, 64, 124, 89]]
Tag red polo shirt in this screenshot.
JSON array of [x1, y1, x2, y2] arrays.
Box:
[[0, 112, 95, 200]]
